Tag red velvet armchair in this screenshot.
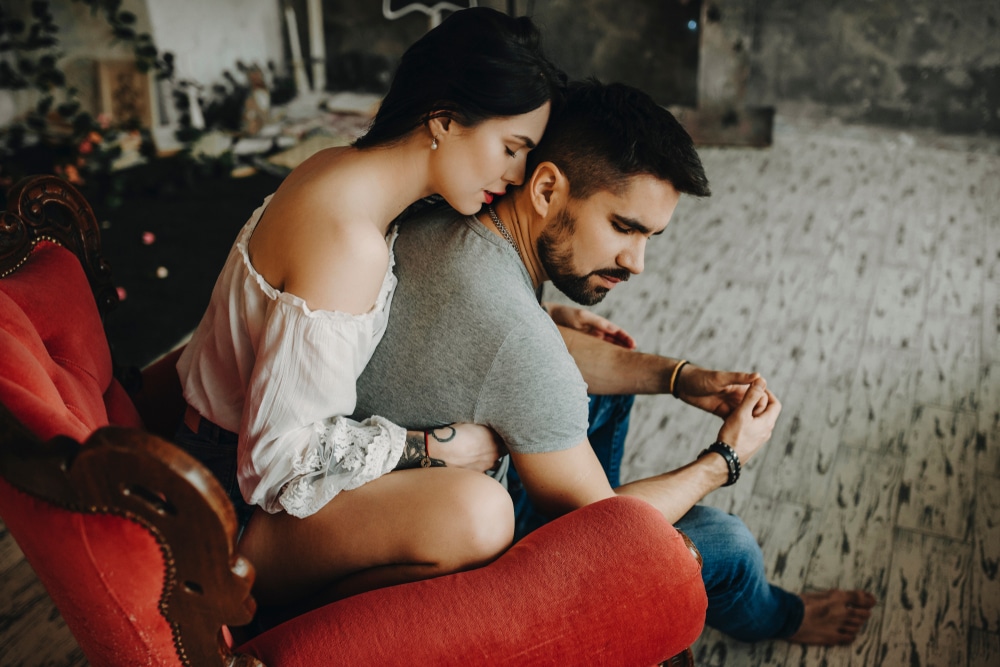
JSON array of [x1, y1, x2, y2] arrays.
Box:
[[0, 175, 707, 666]]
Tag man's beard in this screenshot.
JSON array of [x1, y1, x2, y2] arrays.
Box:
[[537, 209, 631, 306]]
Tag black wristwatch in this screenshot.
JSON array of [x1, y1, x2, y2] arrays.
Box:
[[698, 441, 741, 486]]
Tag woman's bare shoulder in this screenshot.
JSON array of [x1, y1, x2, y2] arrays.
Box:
[[252, 149, 391, 315]]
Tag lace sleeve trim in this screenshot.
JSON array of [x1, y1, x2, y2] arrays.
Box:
[[275, 415, 406, 518]]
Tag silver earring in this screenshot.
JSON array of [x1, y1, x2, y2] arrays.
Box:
[[431, 137, 439, 150]]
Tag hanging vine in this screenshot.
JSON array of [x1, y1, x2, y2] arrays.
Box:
[[0, 0, 173, 194]]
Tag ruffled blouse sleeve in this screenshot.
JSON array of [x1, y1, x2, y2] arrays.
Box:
[[237, 270, 406, 519]]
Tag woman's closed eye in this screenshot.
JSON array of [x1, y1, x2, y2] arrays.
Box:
[[505, 146, 519, 158]]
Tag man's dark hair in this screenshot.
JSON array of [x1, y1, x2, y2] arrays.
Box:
[[526, 79, 711, 199]]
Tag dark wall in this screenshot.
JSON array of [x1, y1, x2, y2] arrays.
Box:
[[310, 0, 700, 103], [524, 0, 701, 107], [310, 0, 999, 136], [744, 0, 999, 135]]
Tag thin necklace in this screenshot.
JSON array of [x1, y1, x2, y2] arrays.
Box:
[[487, 205, 519, 254]]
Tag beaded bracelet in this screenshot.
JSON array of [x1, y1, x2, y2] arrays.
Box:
[[698, 441, 741, 486]]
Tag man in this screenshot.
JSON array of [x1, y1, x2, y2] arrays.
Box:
[[354, 80, 876, 645]]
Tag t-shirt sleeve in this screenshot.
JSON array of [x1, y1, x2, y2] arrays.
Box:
[[475, 317, 590, 453]]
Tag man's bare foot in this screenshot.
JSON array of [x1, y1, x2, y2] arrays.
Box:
[[787, 589, 877, 646]]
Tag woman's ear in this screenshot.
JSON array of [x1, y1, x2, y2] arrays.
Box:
[[528, 162, 569, 219], [427, 115, 453, 141]]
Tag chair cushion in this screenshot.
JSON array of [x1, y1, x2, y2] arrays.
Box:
[[0, 241, 142, 439]]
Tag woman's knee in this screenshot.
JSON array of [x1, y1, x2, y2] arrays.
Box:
[[435, 473, 514, 569]]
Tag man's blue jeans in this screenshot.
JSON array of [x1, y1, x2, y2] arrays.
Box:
[[506, 393, 805, 642]]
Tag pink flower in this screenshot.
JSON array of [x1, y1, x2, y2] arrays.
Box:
[[116, 286, 127, 301], [142, 231, 156, 245]]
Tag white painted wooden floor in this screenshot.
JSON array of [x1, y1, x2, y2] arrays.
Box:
[[1, 116, 998, 666]]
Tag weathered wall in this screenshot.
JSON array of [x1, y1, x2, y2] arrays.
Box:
[[144, 0, 283, 86], [317, 0, 998, 136], [743, 0, 1000, 135], [519, 0, 701, 106], [4, 1, 995, 136], [314, 0, 700, 103], [306, 0, 427, 92]]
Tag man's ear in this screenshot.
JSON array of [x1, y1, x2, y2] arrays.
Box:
[[528, 161, 569, 220]]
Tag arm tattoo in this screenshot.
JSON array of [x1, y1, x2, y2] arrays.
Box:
[[428, 424, 457, 443], [394, 431, 446, 470]]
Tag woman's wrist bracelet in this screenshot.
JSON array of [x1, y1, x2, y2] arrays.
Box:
[[395, 431, 446, 470], [697, 441, 741, 486]]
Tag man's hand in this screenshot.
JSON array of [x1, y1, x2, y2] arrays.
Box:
[[675, 364, 764, 418], [544, 302, 636, 349], [426, 423, 508, 472], [716, 378, 781, 467]]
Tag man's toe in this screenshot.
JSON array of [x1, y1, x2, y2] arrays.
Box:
[[847, 590, 877, 608]]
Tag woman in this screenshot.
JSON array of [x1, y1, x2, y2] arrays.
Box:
[[175, 7, 564, 609]]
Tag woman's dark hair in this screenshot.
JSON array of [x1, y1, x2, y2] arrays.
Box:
[[354, 7, 565, 148], [527, 79, 711, 199]]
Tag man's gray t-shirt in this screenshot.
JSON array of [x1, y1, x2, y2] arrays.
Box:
[[353, 205, 590, 466]]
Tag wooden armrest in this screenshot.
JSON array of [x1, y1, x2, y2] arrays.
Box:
[[0, 402, 261, 666]]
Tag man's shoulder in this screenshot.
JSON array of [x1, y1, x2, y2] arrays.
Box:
[[398, 199, 466, 232]]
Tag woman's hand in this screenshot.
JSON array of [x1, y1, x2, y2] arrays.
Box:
[[675, 365, 763, 418], [427, 423, 508, 473], [544, 302, 636, 349], [716, 378, 781, 467]]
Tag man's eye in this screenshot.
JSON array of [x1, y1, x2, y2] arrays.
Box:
[[613, 223, 633, 234]]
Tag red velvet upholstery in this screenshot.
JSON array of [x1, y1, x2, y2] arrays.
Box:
[[0, 211, 707, 666], [0, 482, 179, 665], [0, 241, 142, 440]]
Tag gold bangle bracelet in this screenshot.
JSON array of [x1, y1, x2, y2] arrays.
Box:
[[669, 360, 689, 397]]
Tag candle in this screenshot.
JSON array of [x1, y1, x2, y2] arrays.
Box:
[[284, 4, 311, 94]]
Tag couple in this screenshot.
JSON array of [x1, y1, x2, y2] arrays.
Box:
[[175, 7, 874, 648]]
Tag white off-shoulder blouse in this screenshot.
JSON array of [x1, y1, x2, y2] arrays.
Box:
[[176, 195, 406, 518]]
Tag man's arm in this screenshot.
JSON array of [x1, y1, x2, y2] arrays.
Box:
[[511, 440, 732, 525], [558, 325, 674, 394], [513, 378, 781, 525], [558, 325, 762, 418]]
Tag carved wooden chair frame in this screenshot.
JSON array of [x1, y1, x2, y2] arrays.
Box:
[[0, 176, 262, 667]]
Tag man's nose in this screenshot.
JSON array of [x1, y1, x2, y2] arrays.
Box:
[[618, 239, 645, 275]]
